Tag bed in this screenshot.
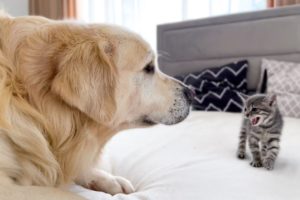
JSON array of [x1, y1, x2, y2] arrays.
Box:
[[72, 5, 300, 200]]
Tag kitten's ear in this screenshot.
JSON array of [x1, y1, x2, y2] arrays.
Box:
[[238, 93, 249, 102], [267, 94, 277, 107]]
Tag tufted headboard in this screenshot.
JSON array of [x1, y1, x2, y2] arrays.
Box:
[[157, 5, 300, 90]]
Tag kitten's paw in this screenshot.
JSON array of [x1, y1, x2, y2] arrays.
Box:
[[237, 152, 246, 159], [250, 160, 262, 168], [263, 158, 275, 170]]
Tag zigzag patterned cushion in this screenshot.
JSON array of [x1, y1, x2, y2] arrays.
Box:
[[176, 60, 249, 112]]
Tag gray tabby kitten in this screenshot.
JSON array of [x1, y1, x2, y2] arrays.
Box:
[[237, 93, 283, 170]]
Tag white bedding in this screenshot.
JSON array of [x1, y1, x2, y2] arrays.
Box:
[[71, 111, 300, 200]]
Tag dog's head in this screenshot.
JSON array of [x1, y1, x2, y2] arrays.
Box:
[[18, 23, 193, 129]]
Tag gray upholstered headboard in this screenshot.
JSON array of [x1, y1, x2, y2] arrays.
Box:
[[157, 5, 300, 90]]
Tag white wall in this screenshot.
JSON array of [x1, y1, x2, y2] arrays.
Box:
[[0, 0, 28, 16]]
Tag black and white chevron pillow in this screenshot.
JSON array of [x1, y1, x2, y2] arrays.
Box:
[[176, 60, 249, 112]]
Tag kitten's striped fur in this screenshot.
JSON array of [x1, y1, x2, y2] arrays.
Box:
[[237, 94, 283, 170]]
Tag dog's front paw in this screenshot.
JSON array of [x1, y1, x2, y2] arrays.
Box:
[[113, 176, 135, 194], [88, 175, 134, 195], [263, 158, 275, 170]]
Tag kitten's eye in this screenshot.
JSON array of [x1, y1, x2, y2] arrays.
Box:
[[252, 107, 257, 112], [143, 63, 155, 74], [244, 108, 247, 112]]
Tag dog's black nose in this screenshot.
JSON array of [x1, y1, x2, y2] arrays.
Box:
[[183, 86, 195, 104]]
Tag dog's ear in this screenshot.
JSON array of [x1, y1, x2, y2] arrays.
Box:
[[51, 40, 117, 123]]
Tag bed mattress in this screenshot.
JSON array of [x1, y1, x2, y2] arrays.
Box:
[[71, 111, 300, 200]]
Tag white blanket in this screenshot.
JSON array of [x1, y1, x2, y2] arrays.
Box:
[[71, 111, 300, 200]]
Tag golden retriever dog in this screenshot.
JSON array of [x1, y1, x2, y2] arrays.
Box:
[[0, 13, 193, 200]]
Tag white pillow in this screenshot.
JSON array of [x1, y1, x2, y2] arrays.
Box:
[[261, 58, 300, 118]]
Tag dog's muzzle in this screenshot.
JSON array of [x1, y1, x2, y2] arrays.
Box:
[[183, 86, 195, 105]]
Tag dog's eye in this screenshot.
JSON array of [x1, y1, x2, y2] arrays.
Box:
[[143, 64, 155, 74]]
